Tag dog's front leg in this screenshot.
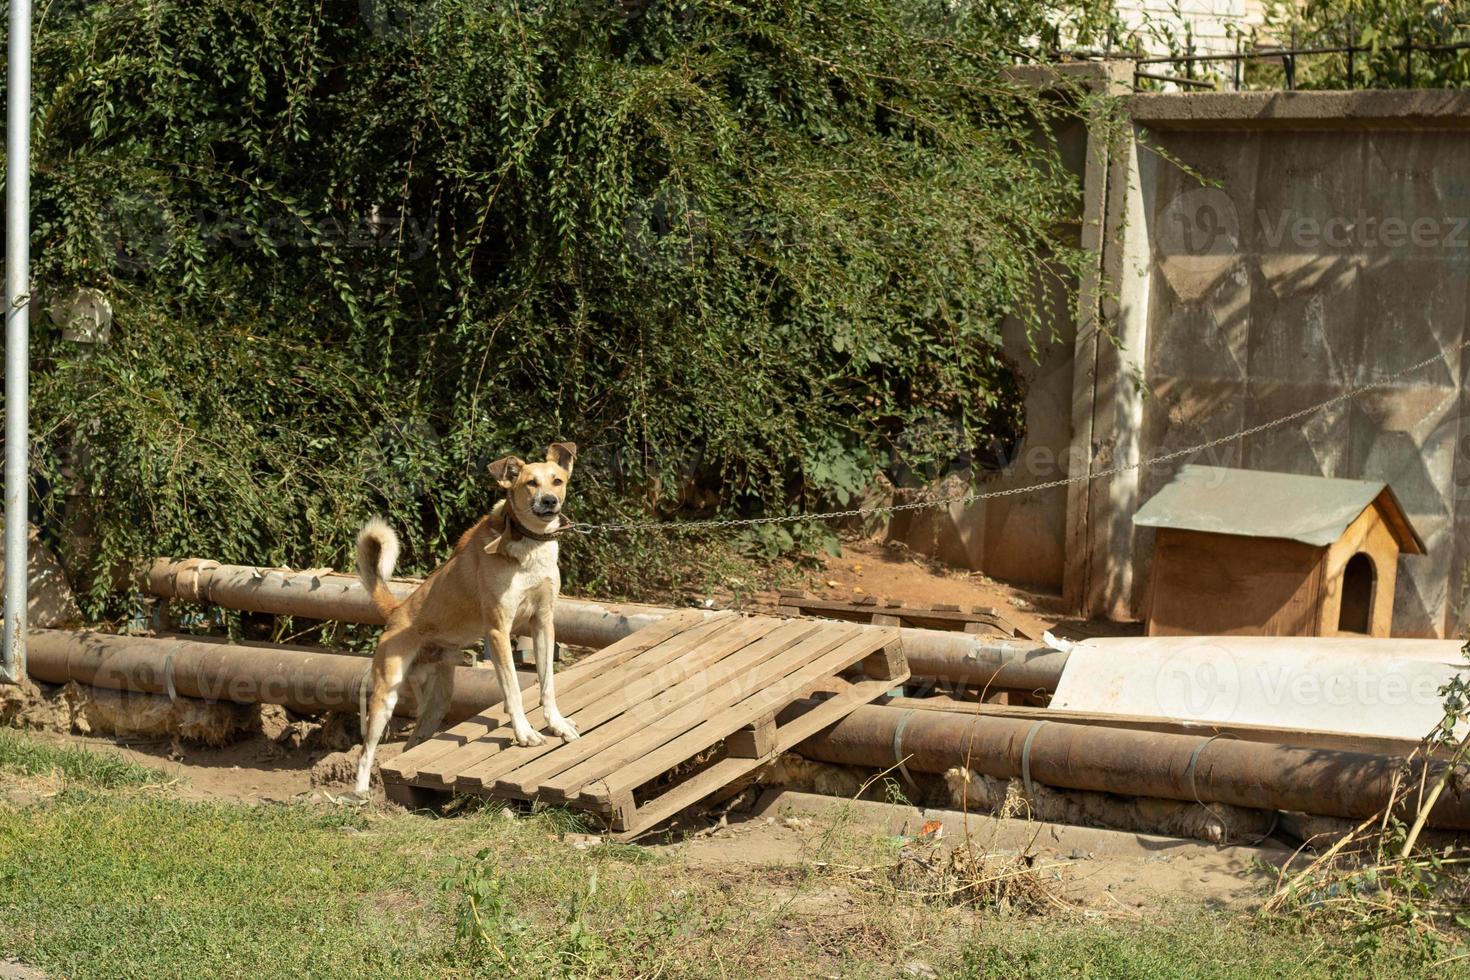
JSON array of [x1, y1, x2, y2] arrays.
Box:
[[486, 626, 544, 747], [535, 616, 578, 741]]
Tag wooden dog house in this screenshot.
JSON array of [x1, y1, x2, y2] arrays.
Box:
[[1134, 466, 1424, 638]]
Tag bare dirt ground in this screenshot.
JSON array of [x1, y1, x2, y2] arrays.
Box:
[[44, 724, 403, 805], [0, 958, 47, 980], [760, 539, 1142, 642], [660, 794, 1285, 912]]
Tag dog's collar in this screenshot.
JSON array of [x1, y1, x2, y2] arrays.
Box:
[[506, 508, 567, 542]]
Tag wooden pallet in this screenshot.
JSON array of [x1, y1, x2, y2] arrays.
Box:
[[776, 590, 1031, 638], [380, 609, 906, 838]]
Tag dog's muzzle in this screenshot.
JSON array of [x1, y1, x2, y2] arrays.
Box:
[[532, 494, 562, 516]]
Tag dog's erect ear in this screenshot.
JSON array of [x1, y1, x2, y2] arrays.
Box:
[[488, 456, 525, 489], [546, 442, 577, 473]]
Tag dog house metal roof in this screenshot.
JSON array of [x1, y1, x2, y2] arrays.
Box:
[[1133, 465, 1425, 553]]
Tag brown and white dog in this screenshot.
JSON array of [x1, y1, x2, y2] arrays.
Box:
[[352, 442, 579, 796]]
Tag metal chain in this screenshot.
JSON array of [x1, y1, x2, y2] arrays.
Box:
[[564, 337, 1470, 536]]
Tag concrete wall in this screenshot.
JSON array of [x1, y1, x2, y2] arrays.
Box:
[[897, 85, 1470, 639], [1099, 91, 1470, 637]]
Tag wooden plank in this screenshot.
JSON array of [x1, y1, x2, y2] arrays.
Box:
[[383, 779, 447, 811], [391, 612, 733, 783], [725, 713, 776, 759], [383, 607, 911, 838], [407, 614, 749, 785], [899, 612, 1014, 634], [522, 623, 865, 800], [968, 609, 1028, 638], [771, 675, 894, 753], [454, 617, 794, 788], [790, 594, 1023, 635], [575, 626, 902, 805], [459, 618, 812, 791], [612, 754, 758, 838], [1146, 529, 1324, 637], [604, 788, 638, 833], [384, 610, 733, 781], [858, 614, 905, 681], [383, 608, 715, 780], [484, 619, 818, 792], [859, 637, 906, 681], [789, 596, 890, 617], [611, 675, 896, 839]]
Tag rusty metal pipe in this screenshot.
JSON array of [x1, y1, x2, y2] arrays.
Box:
[[29, 628, 1466, 829], [26, 628, 525, 724], [143, 558, 1067, 690], [794, 704, 1470, 831]]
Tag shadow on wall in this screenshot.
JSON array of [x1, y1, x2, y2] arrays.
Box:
[[1136, 123, 1470, 638]]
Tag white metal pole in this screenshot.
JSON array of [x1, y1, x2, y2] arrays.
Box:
[[3, 0, 30, 684]]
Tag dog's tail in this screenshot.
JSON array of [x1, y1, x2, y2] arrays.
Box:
[[356, 517, 402, 619]]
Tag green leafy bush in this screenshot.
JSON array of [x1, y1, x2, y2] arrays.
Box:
[[1255, 0, 1470, 88], [15, 0, 1090, 612]]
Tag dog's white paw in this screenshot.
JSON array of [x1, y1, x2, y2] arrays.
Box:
[[513, 728, 546, 747], [332, 789, 372, 807], [549, 717, 580, 741]]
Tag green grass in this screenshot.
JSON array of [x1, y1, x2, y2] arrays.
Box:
[[0, 727, 167, 788], [0, 730, 1463, 979], [949, 917, 1456, 979]]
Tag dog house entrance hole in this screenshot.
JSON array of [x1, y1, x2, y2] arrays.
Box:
[[1338, 553, 1375, 634]]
